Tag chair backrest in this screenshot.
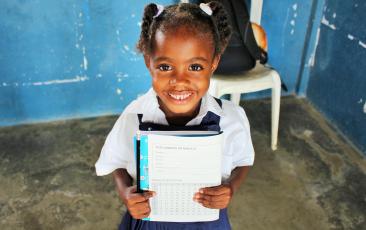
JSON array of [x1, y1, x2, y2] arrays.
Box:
[[250, 0, 263, 25]]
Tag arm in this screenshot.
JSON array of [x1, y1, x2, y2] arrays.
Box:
[[194, 166, 250, 209], [226, 166, 250, 194], [113, 169, 155, 219]]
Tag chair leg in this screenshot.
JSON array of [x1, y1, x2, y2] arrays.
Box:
[[271, 73, 281, 151], [230, 93, 241, 105]]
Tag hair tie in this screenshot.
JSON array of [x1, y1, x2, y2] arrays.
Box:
[[199, 3, 212, 16], [153, 4, 164, 18]]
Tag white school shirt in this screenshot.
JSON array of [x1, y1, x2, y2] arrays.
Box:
[[95, 88, 254, 181]]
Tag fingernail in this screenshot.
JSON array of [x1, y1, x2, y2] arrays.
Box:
[[199, 189, 203, 194]]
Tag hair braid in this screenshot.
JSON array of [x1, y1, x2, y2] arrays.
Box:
[[136, 3, 159, 53], [208, 1, 232, 54]]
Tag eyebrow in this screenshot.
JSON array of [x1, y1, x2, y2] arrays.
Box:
[[153, 56, 209, 63]]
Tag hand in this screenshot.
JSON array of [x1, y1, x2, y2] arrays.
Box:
[[193, 184, 233, 209], [121, 185, 155, 219]]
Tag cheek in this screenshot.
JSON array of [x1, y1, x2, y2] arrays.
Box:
[[151, 75, 169, 91], [193, 76, 210, 93]]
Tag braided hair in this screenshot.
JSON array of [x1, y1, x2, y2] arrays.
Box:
[[136, 2, 232, 57]]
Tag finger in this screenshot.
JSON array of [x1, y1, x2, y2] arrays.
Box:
[[196, 194, 230, 203], [129, 202, 151, 215], [132, 210, 150, 220], [129, 185, 137, 193], [130, 190, 156, 203], [126, 194, 149, 206], [198, 199, 228, 209], [140, 210, 151, 219], [142, 190, 156, 199], [134, 211, 150, 220], [199, 186, 230, 196]]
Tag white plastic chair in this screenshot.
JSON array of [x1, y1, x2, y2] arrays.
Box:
[[209, 0, 281, 150]]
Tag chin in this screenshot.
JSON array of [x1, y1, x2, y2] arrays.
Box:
[[168, 106, 197, 116], [161, 91, 200, 116]]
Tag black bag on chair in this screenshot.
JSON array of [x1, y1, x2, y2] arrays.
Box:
[[202, 0, 268, 74]]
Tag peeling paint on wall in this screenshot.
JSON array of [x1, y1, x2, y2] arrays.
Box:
[[345, 34, 366, 49], [347, 34, 355, 40], [1, 75, 90, 88], [321, 16, 336, 30], [308, 28, 321, 67], [358, 41, 366, 49], [31, 75, 89, 86], [288, 3, 298, 35], [82, 46, 88, 70], [292, 3, 298, 11]]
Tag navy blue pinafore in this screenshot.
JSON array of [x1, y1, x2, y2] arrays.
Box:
[[119, 99, 231, 230]]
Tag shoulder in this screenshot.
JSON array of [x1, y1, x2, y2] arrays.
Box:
[[220, 99, 250, 129], [123, 88, 155, 114], [111, 88, 155, 129]]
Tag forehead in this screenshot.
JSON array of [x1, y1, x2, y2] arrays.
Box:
[[152, 27, 215, 60]]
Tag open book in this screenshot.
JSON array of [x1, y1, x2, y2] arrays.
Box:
[[135, 131, 223, 222]]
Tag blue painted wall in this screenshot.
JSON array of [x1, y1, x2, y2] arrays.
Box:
[[0, 0, 175, 126], [305, 0, 366, 154], [0, 0, 317, 126], [261, 0, 314, 95]]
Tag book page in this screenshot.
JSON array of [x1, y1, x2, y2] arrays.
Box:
[[146, 133, 222, 222]]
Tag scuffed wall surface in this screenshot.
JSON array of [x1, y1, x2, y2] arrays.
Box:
[[0, 0, 175, 126], [0, 0, 321, 126], [261, 0, 313, 95], [307, 0, 366, 154]]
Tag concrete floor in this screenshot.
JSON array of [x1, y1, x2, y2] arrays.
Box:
[[0, 97, 365, 230]]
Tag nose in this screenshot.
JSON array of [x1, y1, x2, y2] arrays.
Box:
[[171, 70, 189, 85]]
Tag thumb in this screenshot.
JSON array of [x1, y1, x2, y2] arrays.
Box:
[[129, 185, 137, 193], [143, 190, 156, 199]]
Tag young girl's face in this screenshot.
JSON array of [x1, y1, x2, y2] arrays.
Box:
[[145, 27, 220, 119]]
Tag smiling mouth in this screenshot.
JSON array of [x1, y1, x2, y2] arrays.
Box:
[[167, 91, 194, 102]]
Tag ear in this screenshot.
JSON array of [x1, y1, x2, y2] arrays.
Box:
[[144, 54, 155, 77], [143, 54, 151, 69], [210, 55, 221, 73]]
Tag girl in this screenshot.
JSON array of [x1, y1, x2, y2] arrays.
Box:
[[95, 2, 254, 229]]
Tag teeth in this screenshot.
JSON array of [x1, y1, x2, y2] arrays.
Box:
[[168, 92, 192, 100]]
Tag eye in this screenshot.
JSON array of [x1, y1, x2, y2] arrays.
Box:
[[189, 64, 204, 71], [158, 64, 172, 71]]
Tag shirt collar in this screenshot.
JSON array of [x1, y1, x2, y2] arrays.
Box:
[[140, 88, 224, 125], [186, 92, 224, 125]]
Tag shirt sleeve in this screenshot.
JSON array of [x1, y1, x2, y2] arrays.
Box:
[[95, 112, 138, 176], [230, 106, 255, 168]]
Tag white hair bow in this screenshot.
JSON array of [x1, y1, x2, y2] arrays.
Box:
[[199, 3, 212, 16], [153, 4, 164, 18]]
